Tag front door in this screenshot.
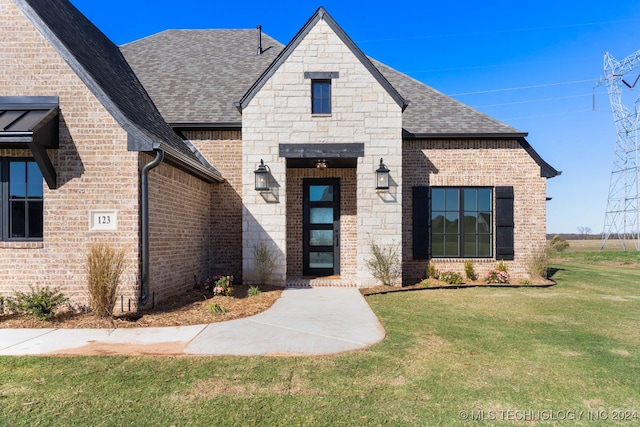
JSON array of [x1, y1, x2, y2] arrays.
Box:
[[303, 178, 340, 276]]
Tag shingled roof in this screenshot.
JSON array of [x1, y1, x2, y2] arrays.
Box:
[[15, 0, 221, 182], [121, 28, 523, 137], [122, 30, 283, 127]]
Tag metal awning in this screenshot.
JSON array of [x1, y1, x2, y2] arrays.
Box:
[[0, 96, 59, 189]]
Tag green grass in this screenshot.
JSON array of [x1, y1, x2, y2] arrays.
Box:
[[1, 252, 639, 426]]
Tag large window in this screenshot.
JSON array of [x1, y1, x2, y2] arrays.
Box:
[[1, 159, 44, 241], [431, 187, 492, 258], [311, 80, 331, 114]]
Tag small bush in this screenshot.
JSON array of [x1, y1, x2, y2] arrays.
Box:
[[440, 271, 463, 285], [365, 239, 401, 286], [86, 243, 126, 317], [0, 296, 4, 314], [426, 261, 438, 279], [204, 275, 233, 296], [464, 260, 476, 280], [485, 269, 510, 284], [548, 235, 570, 253], [528, 248, 548, 280], [248, 285, 262, 297], [496, 259, 508, 272], [209, 303, 227, 315], [5, 286, 68, 320], [253, 241, 280, 285]]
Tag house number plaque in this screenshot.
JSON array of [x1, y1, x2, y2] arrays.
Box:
[[89, 210, 118, 231]]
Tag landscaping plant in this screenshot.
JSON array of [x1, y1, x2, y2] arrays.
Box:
[[426, 261, 438, 279], [463, 260, 476, 280], [4, 285, 68, 320], [248, 285, 262, 297], [252, 241, 280, 285], [439, 271, 463, 285], [527, 248, 548, 280], [204, 275, 234, 296], [86, 242, 127, 317], [365, 239, 401, 286]]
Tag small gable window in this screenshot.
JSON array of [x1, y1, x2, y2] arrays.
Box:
[[1, 158, 44, 241], [304, 72, 338, 116], [312, 80, 331, 114]]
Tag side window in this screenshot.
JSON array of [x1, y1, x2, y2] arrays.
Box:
[[311, 80, 331, 114], [1, 159, 44, 240], [425, 187, 493, 258]]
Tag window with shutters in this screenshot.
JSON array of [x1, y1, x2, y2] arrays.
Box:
[[413, 186, 496, 259]]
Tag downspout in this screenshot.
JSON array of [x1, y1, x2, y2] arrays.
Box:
[[139, 149, 164, 306]]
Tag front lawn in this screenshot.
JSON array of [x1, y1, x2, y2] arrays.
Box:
[[1, 252, 638, 425]]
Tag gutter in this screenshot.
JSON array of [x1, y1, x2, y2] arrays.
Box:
[[139, 149, 164, 306]]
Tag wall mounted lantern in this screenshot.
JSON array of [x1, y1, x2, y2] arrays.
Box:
[[254, 159, 270, 192], [376, 158, 390, 190]]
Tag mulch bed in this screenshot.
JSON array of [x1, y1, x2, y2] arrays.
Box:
[[0, 284, 282, 329], [360, 279, 556, 296]]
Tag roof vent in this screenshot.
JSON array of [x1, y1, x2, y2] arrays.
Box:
[[257, 25, 263, 55]]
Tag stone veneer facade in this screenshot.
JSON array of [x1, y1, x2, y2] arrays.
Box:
[[402, 139, 548, 282], [241, 18, 403, 286]]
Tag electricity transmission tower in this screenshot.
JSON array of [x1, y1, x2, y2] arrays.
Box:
[[599, 50, 640, 251]]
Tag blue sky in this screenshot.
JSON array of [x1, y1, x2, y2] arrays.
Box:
[[70, 0, 640, 234]]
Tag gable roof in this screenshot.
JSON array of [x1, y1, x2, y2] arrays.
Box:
[[237, 7, 409, 113], [121, 28, 522, 137], [14, 0, 221, 182], [121, 29, 283, 127]]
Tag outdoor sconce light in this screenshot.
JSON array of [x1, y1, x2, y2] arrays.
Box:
[[254, 159, 270, 192], [376, 158, 390, 190]]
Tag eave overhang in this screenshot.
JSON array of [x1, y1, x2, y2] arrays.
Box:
[[402, 131, 561, 178], [0, 96, 59, 189]]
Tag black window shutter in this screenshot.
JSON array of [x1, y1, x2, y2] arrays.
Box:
[[495, 186, 514, 260], [413, 186, 430, 259]]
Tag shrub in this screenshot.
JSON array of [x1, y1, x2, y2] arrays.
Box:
[[464, 260, 476, 280], [204, 275, 233, 296], [440, 271, 463, 285], [5, 286, 68, 320], [86, 243, 126, 317], [0, 296, 4, 314], [365, 239, 401, 286], [209, 303, 227, 315], [528, 248, 548, 280], [485, 269, 510, 284], [253, 241, 280, 285], [496, 259, 508, 272], [548, 235, 570, 253], [426, 261, 438, 279], [248, 285, 262, 297]]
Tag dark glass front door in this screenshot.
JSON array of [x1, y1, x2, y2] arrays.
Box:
[[303, 178, 340, 276]]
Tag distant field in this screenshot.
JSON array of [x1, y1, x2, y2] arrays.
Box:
[[562, 239, 638, 252]]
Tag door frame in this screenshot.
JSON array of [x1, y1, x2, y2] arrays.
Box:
[[302, 178, 340, 276]]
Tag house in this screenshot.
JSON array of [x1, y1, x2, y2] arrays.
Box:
[[0, 0, 558, 307]]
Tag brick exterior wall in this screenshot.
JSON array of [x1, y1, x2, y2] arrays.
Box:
[[0, 1, 220, 308], [182, 130, 243, 282], [402, 139, 548, 283], [0, 0, 139, 305], [242, 18, 403, 286], [286, 167, 357, 281], [146, 153, 213, 300]]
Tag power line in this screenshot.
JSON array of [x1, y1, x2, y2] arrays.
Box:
[[450, 79, 596, 96], [472, 92, 606, 109]]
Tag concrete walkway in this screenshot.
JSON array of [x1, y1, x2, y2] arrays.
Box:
[[0, 288, 386, 356]]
